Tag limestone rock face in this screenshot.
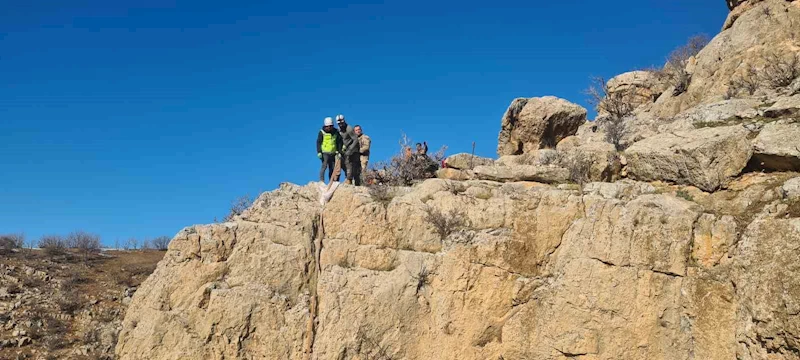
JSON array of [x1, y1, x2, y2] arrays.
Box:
[[752, 123, 800, 171], [645, 0, 800, 119], [783, 176, 800, 201], [497, 96, 587, 156], [625, 126, 753, 191], [444, 153, 494, 170], [472, 164, 569, 183], [556, 136, 622, 182], [116, 174, 800, 360], [606, 71, 668, 112]]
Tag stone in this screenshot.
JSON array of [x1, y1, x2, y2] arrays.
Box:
[[444, 153, 494, 170], [556, 136, 622, 182], [605, 71, 668, 112], [734, 218, 800, 358], [763, 94, 800, 118], [625, 125, 753, 191], [497, 96, 587, 156], [751, 123, 800, 171], [17, 336, 31, 347], [495, 149, 561, 167], [691, 214, 737, 268], [472, 165, 569, 184], [645, 0, 800, 119], [667, 98, 762, 130], [435, 168, 474, 181], [782, 177, 800, 201]]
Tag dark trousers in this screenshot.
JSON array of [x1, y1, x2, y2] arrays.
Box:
[[343, 152, 362, 185], [319, 153, 336, 182]]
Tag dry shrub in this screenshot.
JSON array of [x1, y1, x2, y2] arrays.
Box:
[[563, 152, 592, 215], [151, 236, 171, 251], [0, 233, 24, 254], [585, 76, 634, 151], [760, 50, 800, 89], [661, 34, 710, 95], [39, 235, 67, 256], [67, 230, 101, 258], [424, 206, 467, 240], [57, 290, 82, 315], [366, 134, 446, 186], [367, 184, 395, 206], [224, 194, 254, 221], [728, 50, 800, 97]]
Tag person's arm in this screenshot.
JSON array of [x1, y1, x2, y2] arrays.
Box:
[[316, 132, 323, 154], [336, 133, 344, 155], [360, 135, 371, 154]]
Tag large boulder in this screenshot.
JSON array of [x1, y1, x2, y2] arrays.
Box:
[[444, 153, 494, 170], [625, 125, 753, 191], [497, 96, 587, 156], [473, 164, 569, 184], [556, 136, 622, 182], [763, 94, 800, 118], [605, 71, 668, 113], [751, 123, 800, 171]]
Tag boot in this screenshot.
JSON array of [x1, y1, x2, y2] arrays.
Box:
[[344, 179, 352, 185]]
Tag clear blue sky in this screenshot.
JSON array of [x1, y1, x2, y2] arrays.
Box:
[[1, 0, 728, 245]]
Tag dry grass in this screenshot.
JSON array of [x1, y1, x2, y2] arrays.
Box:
[[424, 206, 467, 240]]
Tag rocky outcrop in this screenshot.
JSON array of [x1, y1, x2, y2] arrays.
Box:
[[116, 173, 800, 360], [497, 96, 587, 156], [625, 126, 753, 191], [606, 71, 668, 112], [783, 176, 800, 201], [443, 153, 494, 170], [472, 164, 569, 183], [556, 136, 621, 182], [752, 123, 800, 171], [644, 0, 800, 119]]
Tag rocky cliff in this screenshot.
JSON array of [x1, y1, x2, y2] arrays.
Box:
[[117, 1, 800, 359]]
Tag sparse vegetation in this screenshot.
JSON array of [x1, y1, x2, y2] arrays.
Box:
[[728, 50, 800, 97], [368, 183, 395, 207], [585, 76, 634, 151], [423, 206, 467, 240], [760, 50, 800, 89], [66, 230, 102, 259], [0, 233, 24, 254], [412, 265, 432, 295], [355, 327, 394, 360], [366, 133, 447, 186], [661, 34, 710, 95], [39, 235, 68, 256], [563, 152, 592, 215], [151, 236, 171, 251], [224, 194, 254, 222], [676, 189, 695, 202], [57, 290, 82, 315]]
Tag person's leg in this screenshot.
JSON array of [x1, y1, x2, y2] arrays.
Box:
[[353, 153, 363, 186], [360, 157, 369, 185], [326, 154, 336, 181], [319, 155, 328, 182], [344, 154, 355, 184]]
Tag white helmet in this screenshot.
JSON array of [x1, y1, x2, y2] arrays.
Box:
[[324, 117, 334, 126], [335, 114, 345, 122]]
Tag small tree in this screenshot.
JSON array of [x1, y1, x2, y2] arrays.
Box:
[[125, 237, 139, 251], [39, 235, 67, 256], [66, 231, 101, 259], [563, 152, 592, 216], [224, 194, 254, 222], [661, 34, 710, 95], [586, 76, 633, 151], [152, 236, 171, 251], [0, 233, 24, 255]]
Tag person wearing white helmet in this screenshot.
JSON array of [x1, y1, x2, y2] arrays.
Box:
[[316, 117, 343, 182], [336, 114, 362, 185]]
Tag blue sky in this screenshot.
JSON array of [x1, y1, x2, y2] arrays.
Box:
[[1, 0, 728, 245]]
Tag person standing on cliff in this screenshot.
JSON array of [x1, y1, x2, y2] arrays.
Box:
[[316, 117, 342, 183], [336, 114, 361, 185], [354, 125, 371, 183]]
